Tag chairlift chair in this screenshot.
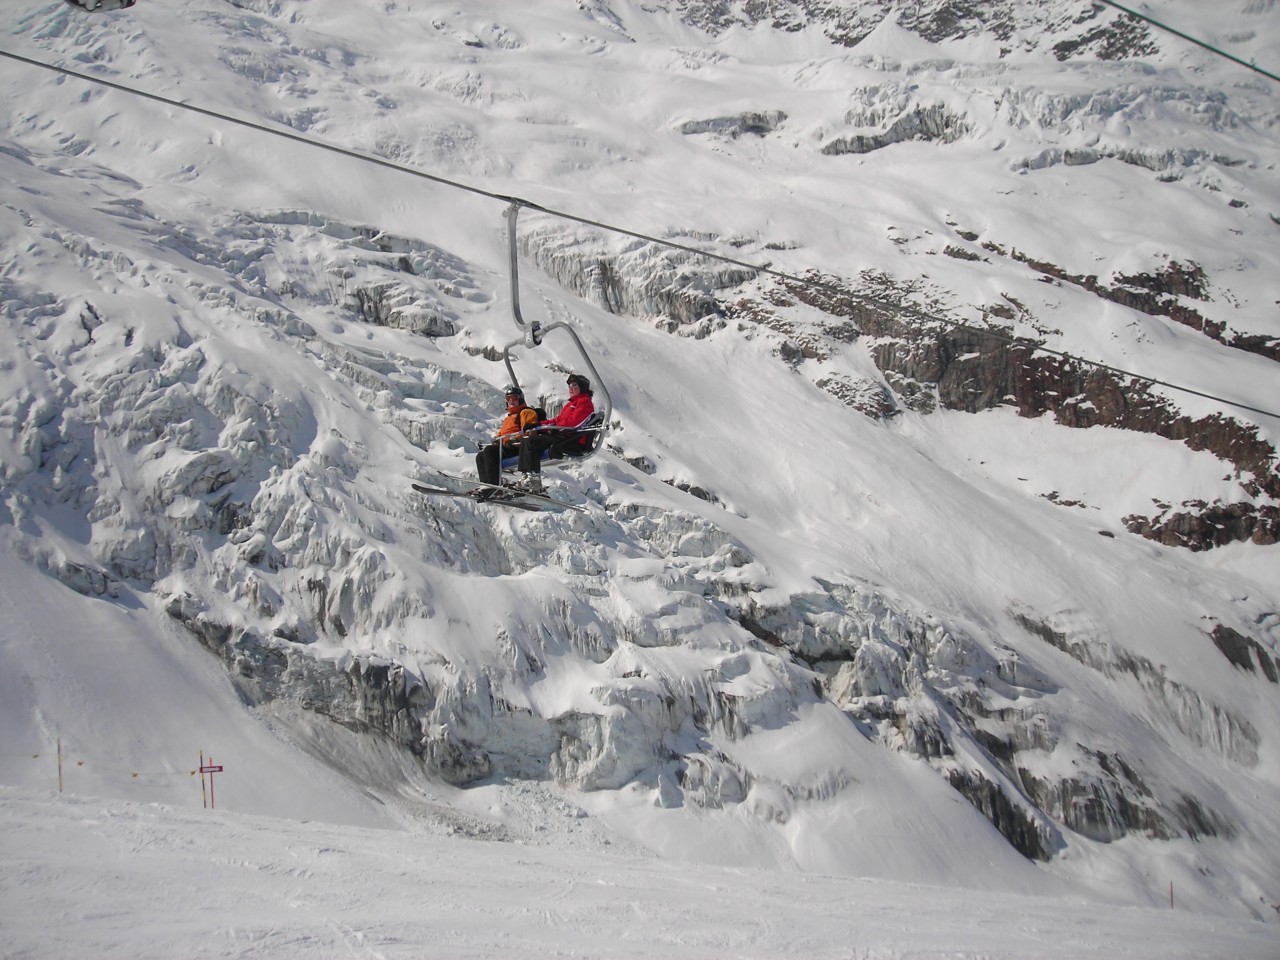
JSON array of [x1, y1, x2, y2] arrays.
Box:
[[492, 202, 612, 483], [63, 0, 136, 10]]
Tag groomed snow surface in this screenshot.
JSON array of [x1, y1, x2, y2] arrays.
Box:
[[5, 787, 1276, 960]]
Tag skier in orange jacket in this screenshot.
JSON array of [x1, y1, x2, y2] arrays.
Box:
[[475, 386, 538, 488]]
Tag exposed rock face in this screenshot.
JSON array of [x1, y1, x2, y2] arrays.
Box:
[[867, 331, 1277, 490], [814, 374, 898, 419], [663, 0, 1158, 60], [997, 253, 1280, 363], [947, 769, 1056, 859], [352, 282, 457, 337], [1124, 502, 1280, 550], [755, 269, 1278, 550], [679, 110, 787, 138], [722, 582, 1252, 859], [1211, 624, 1280, 683], [519, 226, 754, 332], [1050, 11, 1159, 61], [822, 104, 971, 155]]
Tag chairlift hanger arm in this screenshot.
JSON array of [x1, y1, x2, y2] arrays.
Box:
[[506, 202, 541, 348]]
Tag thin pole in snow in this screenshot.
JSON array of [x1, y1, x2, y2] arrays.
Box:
[[199, 754, 224, 810]]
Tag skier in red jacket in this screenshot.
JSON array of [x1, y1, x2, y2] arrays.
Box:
[[516, 374, 596, 492]]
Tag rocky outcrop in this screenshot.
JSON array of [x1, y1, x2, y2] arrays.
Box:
[[822, 104, 971, 155], [679, 110, 787, 138], [519, 227, 755, 331], [1051, 13, 1159, 61], [869, 334, 1278, 494], [726, 582, 1245, 857], [351, 281, 457, 337], [1123, 502, 1280, 550], [997, 252, 1280, 363], [814, 374, 898, 420], [665, 0, 1156, 60], [1211, 624, 1280, 683], [769, 268, 1280, 549], [947, 769, 1056, 860]]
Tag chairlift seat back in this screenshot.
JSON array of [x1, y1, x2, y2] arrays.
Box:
[[499, 412, 605, 471]]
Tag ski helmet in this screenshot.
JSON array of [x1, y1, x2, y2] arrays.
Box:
[[503, 386, 524, 402]]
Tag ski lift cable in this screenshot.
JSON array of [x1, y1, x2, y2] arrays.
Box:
[[1092, 0, 1280, 85], [2, 46, 1277, 423], [0, 47, 520, 207]]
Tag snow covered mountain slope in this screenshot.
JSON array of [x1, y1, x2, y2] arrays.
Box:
[[2, 0, 1278, 933]]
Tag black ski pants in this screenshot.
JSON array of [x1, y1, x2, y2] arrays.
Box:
[[517, 431, 587, 474], [476, 439, 523, 486]]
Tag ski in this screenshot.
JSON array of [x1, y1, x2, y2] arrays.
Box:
[[412, 482, 539, 511], [410, 479, 581, 513]]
